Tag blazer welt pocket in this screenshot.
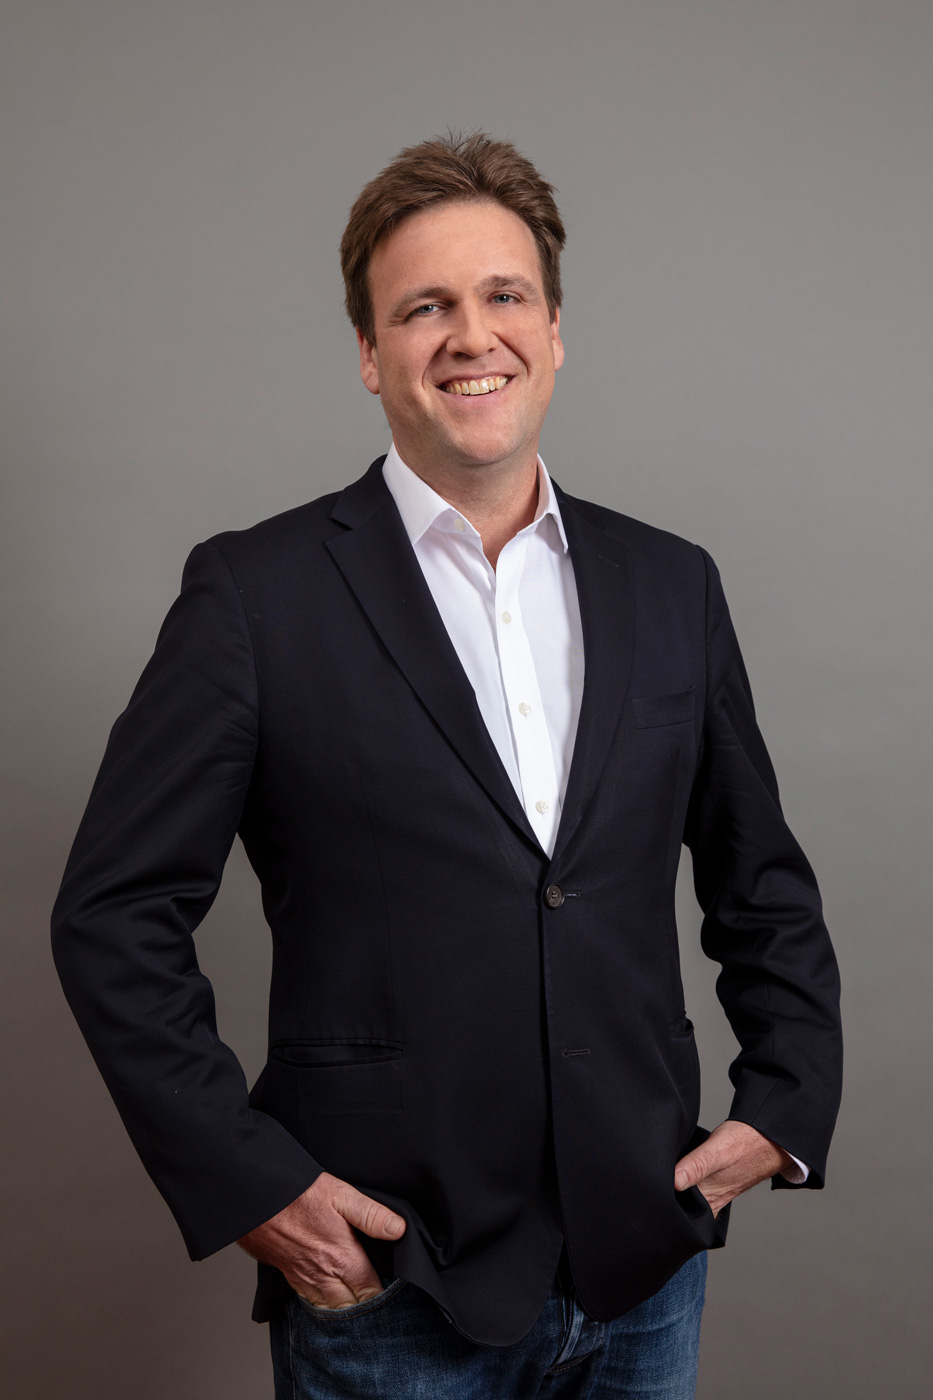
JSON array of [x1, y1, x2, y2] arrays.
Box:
[[631, 687, 696, 729], [268, 1040, 404, 1114], [271, 1039, 403, 1068]]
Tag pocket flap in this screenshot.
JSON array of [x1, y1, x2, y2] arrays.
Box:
[[631, 687, 695, 729], [271, 1039, 402, 1068]]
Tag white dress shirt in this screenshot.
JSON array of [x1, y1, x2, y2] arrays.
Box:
[[381, 442, 808, 1186], [383, 442, 584, 859]]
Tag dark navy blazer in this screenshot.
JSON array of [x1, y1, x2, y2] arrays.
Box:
[[52, 457, 842, 1346]]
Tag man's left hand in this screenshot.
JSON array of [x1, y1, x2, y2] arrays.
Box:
[[674, 1120, 792, 1217]]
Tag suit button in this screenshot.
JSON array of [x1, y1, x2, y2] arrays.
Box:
[[544, 884, 565, 909]]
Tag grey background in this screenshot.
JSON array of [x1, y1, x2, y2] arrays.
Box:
[[2, 1, 930, 1395]]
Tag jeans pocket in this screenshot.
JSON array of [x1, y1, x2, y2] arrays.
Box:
[[295, 1277, 407, 1321]]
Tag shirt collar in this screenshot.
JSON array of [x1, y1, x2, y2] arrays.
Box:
[[382, 442, 569, 553]]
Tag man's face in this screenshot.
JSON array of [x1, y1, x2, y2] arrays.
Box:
[[357, 200, 563, 479]]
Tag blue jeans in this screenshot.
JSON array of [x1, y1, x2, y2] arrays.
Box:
[[269, 1250, 706, 1399]]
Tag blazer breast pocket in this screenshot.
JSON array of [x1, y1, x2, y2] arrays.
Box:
[[631, 687, 696, 729], [268, 1039, 404, 1114]]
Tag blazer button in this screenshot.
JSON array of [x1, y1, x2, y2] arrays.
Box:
[[544, 884, 565, 909]]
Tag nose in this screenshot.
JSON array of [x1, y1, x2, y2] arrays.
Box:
[[445, 299, 497, 359]]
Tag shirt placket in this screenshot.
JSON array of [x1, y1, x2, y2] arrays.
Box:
[[494, 529, 562, 855]]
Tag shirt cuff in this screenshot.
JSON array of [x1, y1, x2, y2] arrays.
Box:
[[780, 1153, 810, 1184]]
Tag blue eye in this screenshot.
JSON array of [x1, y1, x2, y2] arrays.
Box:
[[412, 303, 441, 316], [491, 293, 515, 304]]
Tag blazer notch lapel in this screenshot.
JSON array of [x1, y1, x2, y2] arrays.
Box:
[[552, 496, 634, 863], [326, 467, 538, 847]]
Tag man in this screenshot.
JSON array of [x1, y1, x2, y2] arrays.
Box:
[[52, 133, 842, 1398]]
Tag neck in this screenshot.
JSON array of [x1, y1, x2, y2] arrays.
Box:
[[402, 453, 541, 571]]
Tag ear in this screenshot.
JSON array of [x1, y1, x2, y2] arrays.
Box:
[[357, 328, 381, 395], [550, 307, 565, 372]]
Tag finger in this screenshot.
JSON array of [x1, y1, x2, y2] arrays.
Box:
[[298, 1274, 384, 1309], [334, 1182, 407, 1241]]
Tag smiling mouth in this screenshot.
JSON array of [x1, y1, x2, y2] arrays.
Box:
[[441, 375, 510, 396]]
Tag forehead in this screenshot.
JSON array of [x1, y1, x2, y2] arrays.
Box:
[[367, 200, 543, 303]]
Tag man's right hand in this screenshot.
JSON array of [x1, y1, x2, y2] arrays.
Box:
[[236, 1171, 407, 1309]]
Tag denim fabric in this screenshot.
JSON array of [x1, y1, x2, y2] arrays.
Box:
[[269, 1250, 706, 1399]]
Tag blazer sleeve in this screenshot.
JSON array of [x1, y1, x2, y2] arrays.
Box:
[[51, 541, 322, 1259], [683, 547, 843, 1186]]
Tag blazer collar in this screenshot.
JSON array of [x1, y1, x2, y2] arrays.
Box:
[[327, 459, 635, 864]]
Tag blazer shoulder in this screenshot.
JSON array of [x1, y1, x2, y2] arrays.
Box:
[[194, 490, 345, 577], [189, 456, 391, 579], [558, 488, 711, 585]]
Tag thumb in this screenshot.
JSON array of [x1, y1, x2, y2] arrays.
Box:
[[674, 1149, 708, 1192], [335, 1183, 407, 1240]]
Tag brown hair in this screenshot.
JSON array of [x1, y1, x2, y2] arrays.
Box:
[[340, 131, 565, 343]]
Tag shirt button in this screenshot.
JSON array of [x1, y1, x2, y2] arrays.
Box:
[[544, 884, 565, 909], [501, 610, 512, 624], [535, 800, 549, 814], [454, 518, 466, 532], [518, 702, 531, 716]]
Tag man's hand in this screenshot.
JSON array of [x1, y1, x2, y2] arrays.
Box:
[[237, 1171, 407, 1309], [674, 1120, 792, 1218]]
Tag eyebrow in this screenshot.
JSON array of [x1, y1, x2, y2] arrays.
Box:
[[388, 273, 542, 320]]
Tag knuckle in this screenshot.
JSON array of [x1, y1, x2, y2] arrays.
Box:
[[360, 1200, 383, 1235], [328, 1246, 357, 1276], [310, 1245, 351, 1281]]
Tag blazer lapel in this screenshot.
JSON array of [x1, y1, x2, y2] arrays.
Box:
[[550, 488, 635, 865], [326, 459, 538, 846]]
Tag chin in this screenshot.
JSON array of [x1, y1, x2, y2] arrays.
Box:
[[449, 431, 526, 467]]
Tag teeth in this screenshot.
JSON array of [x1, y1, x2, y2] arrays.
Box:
[[444, 376, 508, 395]]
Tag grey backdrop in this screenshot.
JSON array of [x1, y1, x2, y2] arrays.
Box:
[[3, 2, 930, 1396]]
